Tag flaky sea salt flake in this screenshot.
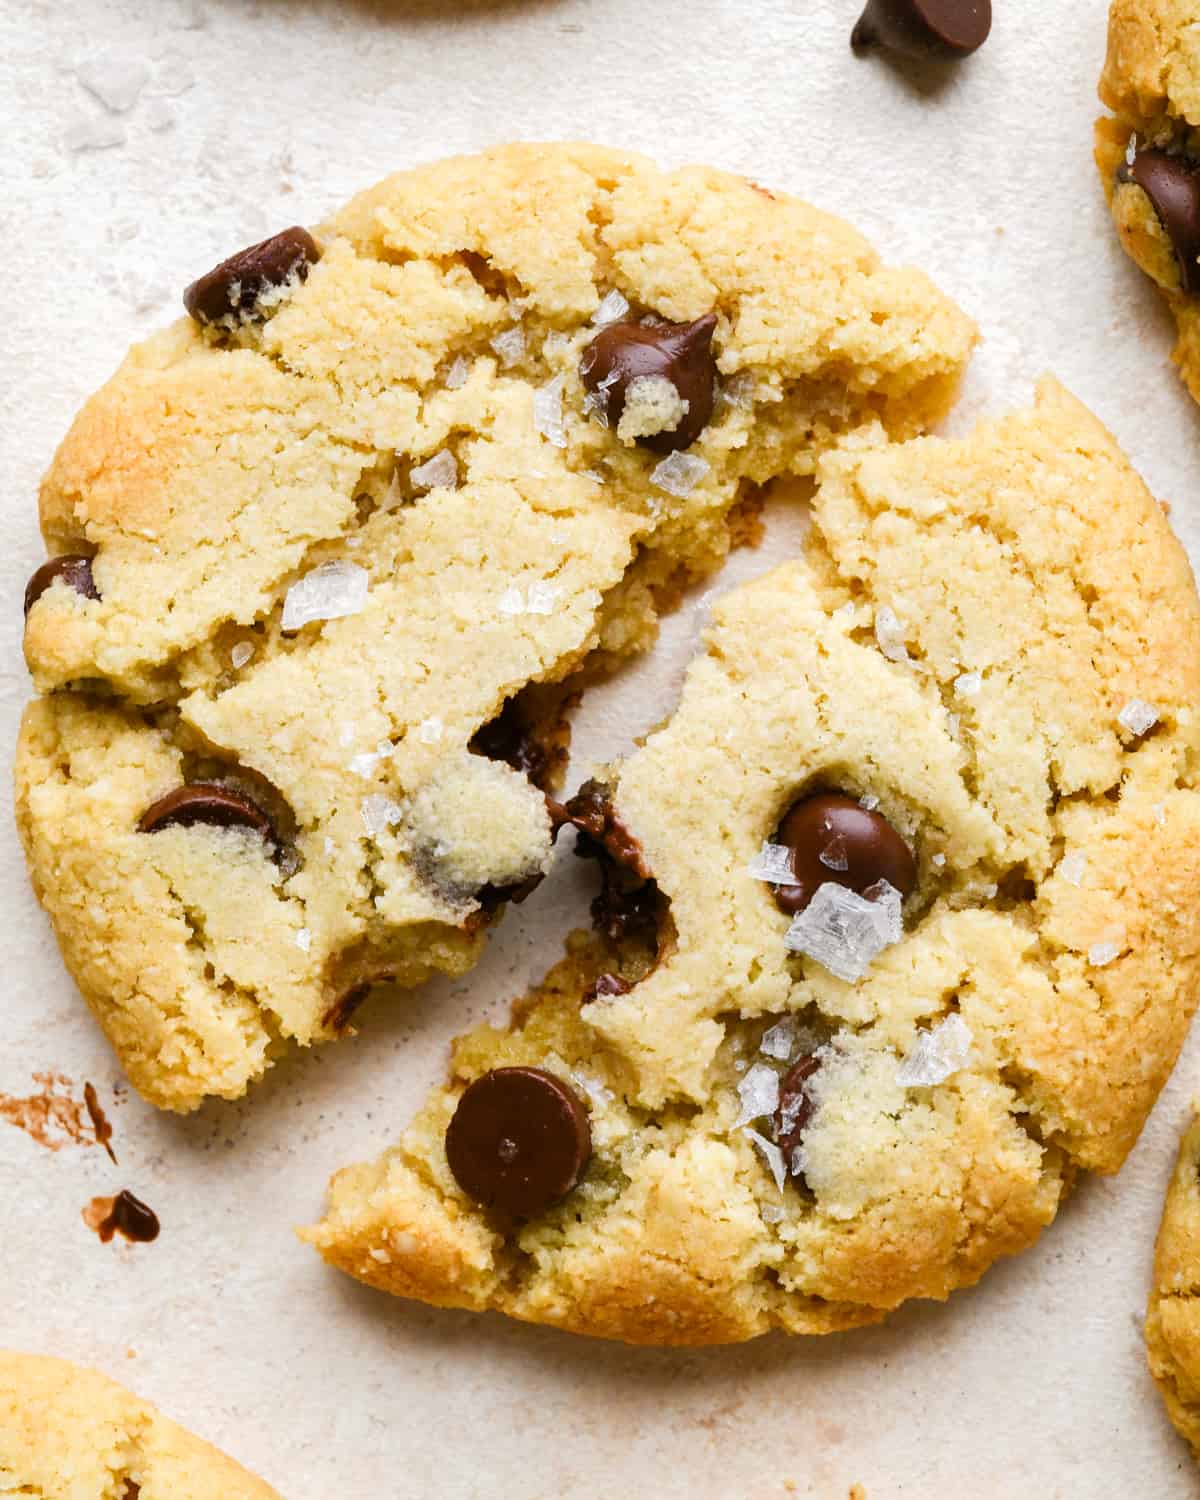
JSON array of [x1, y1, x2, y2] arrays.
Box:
[[874, 605, 910, 664], [444, 355, 471, 390], [1088, 939, 1123, 968], [651, 451, 709, 499], [954, 670, 982, 698], [784, 880, 903, 983], [744, 1129, 788, 1193], [897, 1013, 973, 1088], [760, 1202, 785, 1224], [281, 561, 368, 632], [410, 448, 458, 492], [747, 842, 797, 885], [819, 833, 849, 872], [230, 641, 254, 669], [760, 1019, 799, 1061], [734, 1062, 781, 1127], [490, 325, 525, 368], [1118, 699, 1158, 738], [295, 928, 312, 953], [592, 289, 631, 326], [533, 375, 567, 448], [418, 717, 443, 744], [526, 580, 560, 615], [1059, 851, 1087, 887], [361, 795, 404, 837]]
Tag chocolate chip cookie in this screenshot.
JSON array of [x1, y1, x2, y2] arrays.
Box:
[[1097, 0, 1200, 403], [0, 1351, 280, 1498], [15, 143, 975, 1112], [305, 380, 1200, 1346], [1146, 1111, 1200, 1458]]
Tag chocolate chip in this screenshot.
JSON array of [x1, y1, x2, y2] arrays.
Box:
[[1119, 148, 1200, 293], [589, 972, 632, 1000], [580, 314, 718, 453], [137, 782, 275, 841], [772, 792, 916, 916], [183, 226, 320, 326], [445, 1066, 591, 1218], [774, 1055, 821, 1173], [851, 0, 991, 60], [24, 555, 99, 616], [87, 1189, 160, 1244], [561, 779, 651, 879]]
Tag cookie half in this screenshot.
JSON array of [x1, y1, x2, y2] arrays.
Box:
[[1147, 1111, 1200, 1458], [0, 1351, 279, 1498], [1097, 0, 1200, 402], [304, 379, 1200, 1346], [15, 143, 975, 1111]]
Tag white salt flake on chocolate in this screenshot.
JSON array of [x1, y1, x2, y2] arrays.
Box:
[[230, 641, 254, 669], [361, 795, 404, 837], [1088, 938, 1123, 968], [1059, 851, 1087, 887], [444, 355, 471, 390], [295, 928, 312, 953], [874, 605, 910, 664], [417, 717, 443, 744], [410, 449, 458, 492], [533, 375, 567, 448], [783, 880, 903, 983], [734, 1062, 781, 1127], [760, 1018, 799, 1061], [64, 113, 127, 151], [897, 1014, 973, 1088], [747, 842, 797, 884], [592, 289, 631, 326], [282, 561, 368, 632], [651, 451, 709, 498], [954, 670, 982, 697], [859, 793, 880, 811], [1118, 699, 1159, 738], [819, 834, 849, 872], [76, 51, 149, 112], [490, 325, 525, 368], [744, 1129, 787, 1193]]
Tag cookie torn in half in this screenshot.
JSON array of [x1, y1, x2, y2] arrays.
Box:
[[15, 143, 974, 1111], [305, 380, 1200, 1346]]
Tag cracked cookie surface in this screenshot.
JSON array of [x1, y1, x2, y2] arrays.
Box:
[[305, 379, 1200, 1346], [1147, 1111, 1200, 1459], [0, 1351, 280, 1499], [15, 142, 975, 1112], [1097, 0, 1200, 403]]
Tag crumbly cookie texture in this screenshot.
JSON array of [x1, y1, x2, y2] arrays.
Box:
[[0, 1351, 280, 1499], [305, 379, 1200, 1346], [1096, 0, 1200, 401], [1147, 1111, 1200, 1458], [15, 143, 975, 1112]]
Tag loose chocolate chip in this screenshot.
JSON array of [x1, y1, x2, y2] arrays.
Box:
[[774, 1055, 821, 1173], [88, 1189, 160, 1245], [772, 792, 916, 917], [580, 314, 718, 453], [137, 782, 275, 840], [183, 226, 320, 326], [24, 555, 99, 616], [851, 0, 991, 60], [445, 1066, 591, 1218], [1119, 149, 1200, 293]]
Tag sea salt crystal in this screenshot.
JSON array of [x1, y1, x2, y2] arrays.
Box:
[[818, 833, 849, 872], [410, 448, 458, 491], [295, 928, 312, 953], [361, 795, 404, 837], [734, 1062, 781, 1127], [583, 368, 620, 426], [1059, 851, 1087, 887], [499, 582, 559, 616], [1088, 939, 1122, 968], [281, 561, 368, 632], [651, 451, 709, 498], [64, 113, 126, 151], [581, 468, 605, 484], [498, 586, 525, 616], [76, 51, 149, 112], [444, 355, 471, 390], [897, 1014, 973, 1088], [348, 750, 383, 777], [874, 606, 910, 664], [760, 1202, 784, 1223], [533, 375, 567, 448], [368, 1246, 391, 1264], [931, 853, 946, 868], [1126, 135, 1138, 168], [230, 641, 254, 669], [859, 793, 880, 812], [490, 325, 525, 367], [570, 1070, 614, 1107], [720, 370, 758, 410], [1153, 802, 1167, 827], [418, 717, 443, 744], [954, 670, 982, 698], [1118, 699, 1158, 738], [744, 1129, 788, 1193], [784, 880, 903, 983], [747, 842, 797, 884], [760, 1018, 799, 1061], [592, 289, 631, 326]]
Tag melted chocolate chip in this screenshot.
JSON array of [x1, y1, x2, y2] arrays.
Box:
[[561, 780, 652, 879], [137, 783, 275, 841], [774, 1054, 821, 1175], [851, 0, 991, 59], [580, 314, 718, 453], [24, 555, 99, 616], [86, 1189, 160, 1244], [445, 1067, 591, 1217], [322, 971, 396, 1033], [1119, 148, 1200, 293], [772, 792, 916, 917], [470, 690, 577, 793], [184, 226, 320, 326]]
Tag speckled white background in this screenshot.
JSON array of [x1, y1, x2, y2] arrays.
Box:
[[1, 0, 1199, 1495]]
